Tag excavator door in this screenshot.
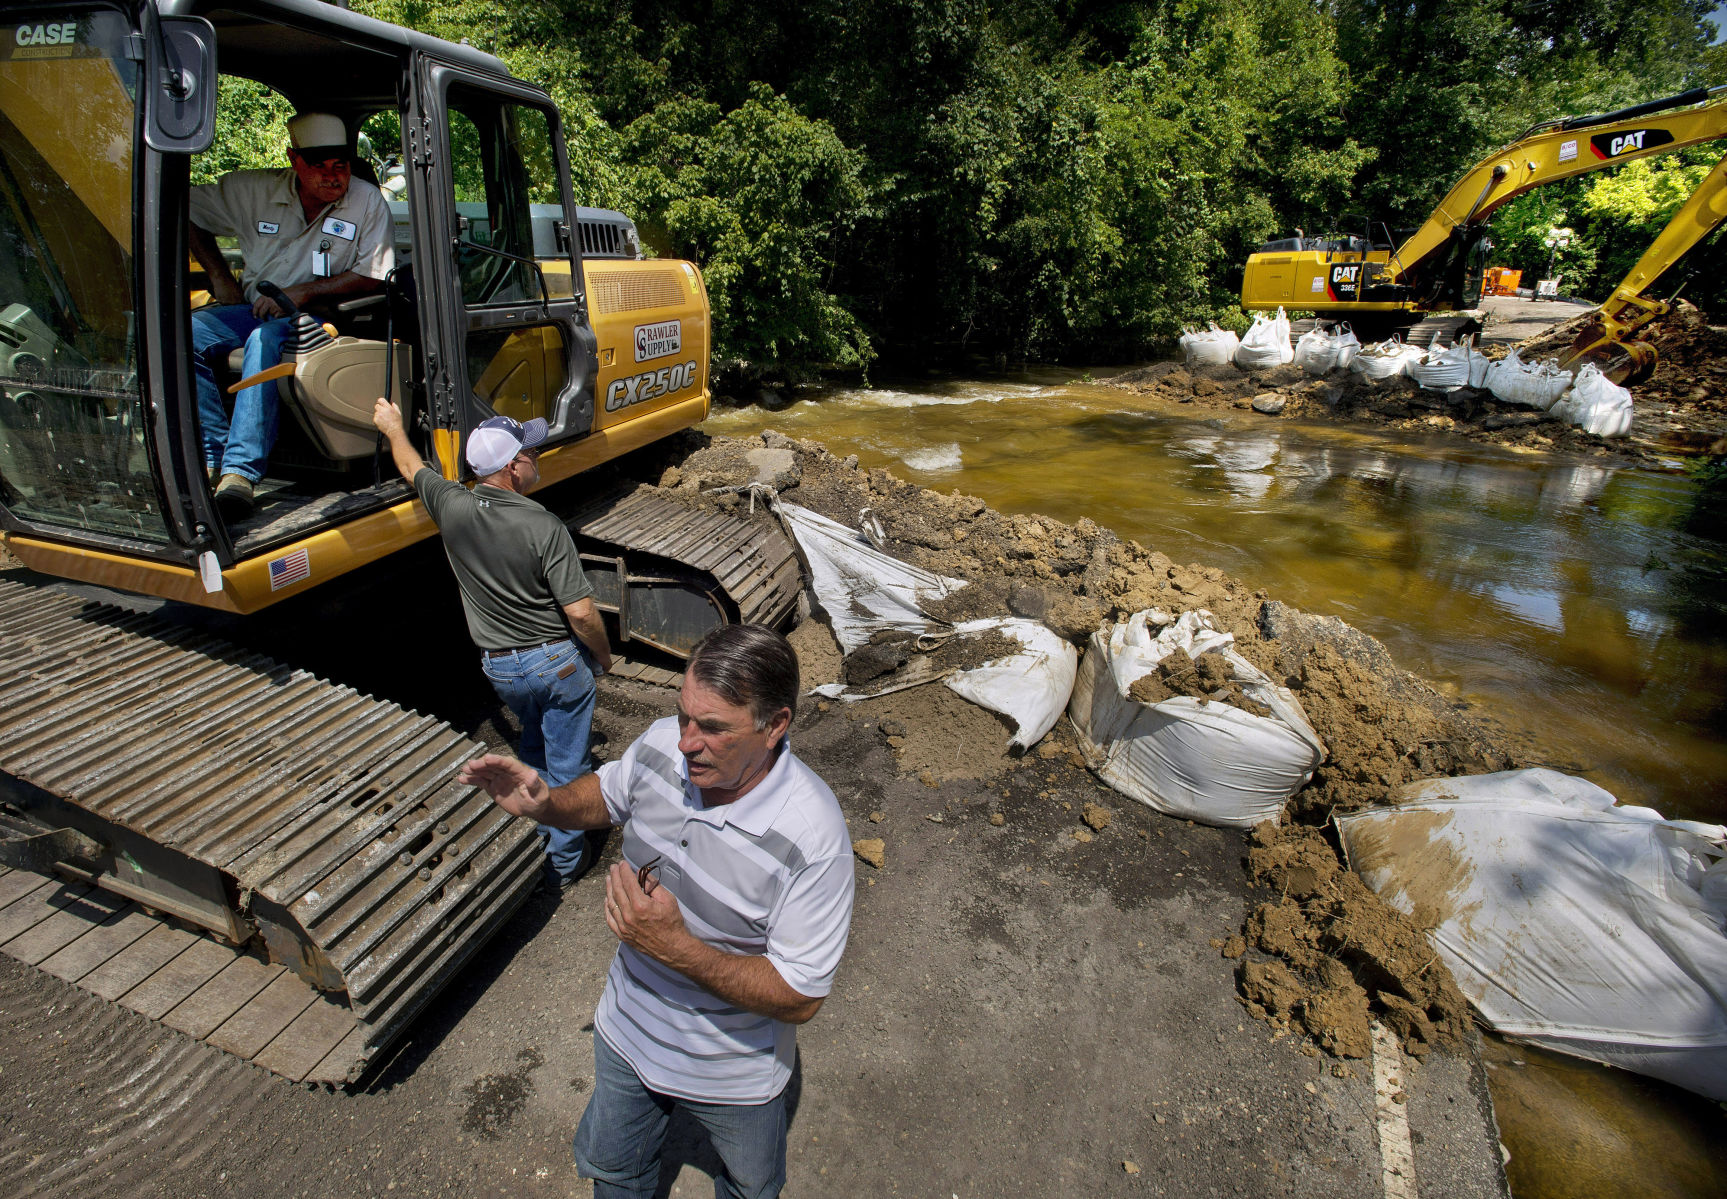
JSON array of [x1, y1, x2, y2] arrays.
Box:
[[406, 58, 598, 467]]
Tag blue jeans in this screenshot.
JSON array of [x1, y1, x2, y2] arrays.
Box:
[[191, 304, 292, 484], [575, 1030, 788, 1199], [480, 638, 595, 879]]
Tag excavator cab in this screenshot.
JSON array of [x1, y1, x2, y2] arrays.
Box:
[[0, 0, 710, 616]]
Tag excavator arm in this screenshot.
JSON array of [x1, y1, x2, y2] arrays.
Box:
[[1390, 85, 1727, 295], [1557, 152, 1727, 382]]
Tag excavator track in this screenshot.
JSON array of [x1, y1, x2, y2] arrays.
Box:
[[1289, 313, 1484, 346], [0, 579, 541, 1085], [567, 485, 803, 658], [0, 490, 805, 1081]]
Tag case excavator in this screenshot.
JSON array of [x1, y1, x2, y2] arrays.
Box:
[[1241, 84, 1727, 381], [0, 0, 799, 1082]]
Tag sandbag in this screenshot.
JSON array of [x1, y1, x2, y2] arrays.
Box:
[[943, 618, 1079, 752], [1179, 322, 1240, 367], [1067, 609, 1326, 828], [1348, 335, 1423, 381], [1405, 334, 1471, 391], [1335, 769, 1727, 1101], [1485, 347, 1570, 410], [776, 501, 963, 653], [1293, 325, 1341, 375], [776, 502, 1078, 751], [1550, 363, 1633, 437], [1334, 323, 1361, 371], [1234, 307, 1294, 371]]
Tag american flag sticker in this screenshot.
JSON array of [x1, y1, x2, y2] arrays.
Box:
[[268, 547, 311, 591]]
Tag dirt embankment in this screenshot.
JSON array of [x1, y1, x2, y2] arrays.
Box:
[[622, 430, 1514, 1059], [1109, 300, 1727, 464]]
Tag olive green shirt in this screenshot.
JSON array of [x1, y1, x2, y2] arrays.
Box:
[[413, 469, 594, 651]]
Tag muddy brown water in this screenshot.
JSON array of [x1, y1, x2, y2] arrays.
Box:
[[706, 370, 1727, 1197]]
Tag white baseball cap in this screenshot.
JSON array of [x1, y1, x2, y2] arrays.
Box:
[[288, 113, 351, 161], [466, 416, 549, 476]]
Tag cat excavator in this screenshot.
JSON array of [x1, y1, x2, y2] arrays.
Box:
[[1241, 84, 1727, 381], [0, 0, 799, 1082]]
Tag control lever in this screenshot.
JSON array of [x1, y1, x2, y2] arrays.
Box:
[[255, 279, 298, 316]]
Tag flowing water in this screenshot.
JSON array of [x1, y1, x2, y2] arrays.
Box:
[[705, 369, 1727, 1194]]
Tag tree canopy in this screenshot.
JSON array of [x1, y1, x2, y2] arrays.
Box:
[[343, 0, 1724, 375]]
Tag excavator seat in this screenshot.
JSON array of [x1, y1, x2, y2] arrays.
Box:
[[211, 269, 417, 465]]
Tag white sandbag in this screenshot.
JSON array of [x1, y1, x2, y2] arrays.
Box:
[[944, 618, 1079, 751], [1348, 336, 1423, 381], [1234, 307, 1294, 371], [1335, 769, 1727, 1101], [775, 501, 964, 653], [1485, 347, 1571, 410], [778, 502, 1079, 751], [1179, 322, 1240, 367], [1550, 363, 1633, 437], [1405, 335, 1471, 391], [1068, 609, 1326, 828], [1293, 325, 1340, 375], [1334, 323, 1361, 371]]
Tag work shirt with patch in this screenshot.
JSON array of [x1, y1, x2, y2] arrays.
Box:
[[190, 168, 393, 302], [412, 468, 594, 651], [596, 716, 856, 1104]]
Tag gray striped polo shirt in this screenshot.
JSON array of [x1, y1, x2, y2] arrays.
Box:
[[595, 716, 856, 1103]]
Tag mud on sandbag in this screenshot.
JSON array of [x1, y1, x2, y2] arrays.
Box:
[[1069, 609, 1326, 829]]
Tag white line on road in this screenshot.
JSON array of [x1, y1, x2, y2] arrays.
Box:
[[1372, 1020, 1418, 1199]]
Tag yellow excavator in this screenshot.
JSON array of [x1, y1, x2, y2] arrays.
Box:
[[1240, 84, 1727, 381], [0, 0, 798, 1083]]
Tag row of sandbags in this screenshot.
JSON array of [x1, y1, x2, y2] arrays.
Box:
[[1179, 312, 1634, 438], [1390, 337, 1634, 437], [1180, 308, 1310, 372]]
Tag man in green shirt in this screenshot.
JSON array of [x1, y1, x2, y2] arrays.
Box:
[[373, 400, 612, 885]]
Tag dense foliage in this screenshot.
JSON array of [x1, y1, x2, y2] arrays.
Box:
[[335, 0, 1723, 375]]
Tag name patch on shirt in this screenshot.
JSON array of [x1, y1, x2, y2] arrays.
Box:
[[257, 221, 279, 235], [322, 216, 357, 241]]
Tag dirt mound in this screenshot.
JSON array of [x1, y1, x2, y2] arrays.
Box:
[[841, 626, 1024, 686], [1238, 821, 1472, 1059], [1107, 301, 1727, 462]]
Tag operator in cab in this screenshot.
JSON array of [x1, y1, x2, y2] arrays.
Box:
[[189, 113, 393, 518]]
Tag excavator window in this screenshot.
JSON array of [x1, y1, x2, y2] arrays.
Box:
[[445, 89, 572, 428], [0, 8, 169, 544]]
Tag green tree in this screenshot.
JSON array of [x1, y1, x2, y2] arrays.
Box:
[[192, 78, 294, 184], [353, 0, 629, 207], [624, 87, 875, 371]]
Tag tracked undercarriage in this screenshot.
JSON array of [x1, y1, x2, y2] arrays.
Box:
[[1289, 313, 1485, 347], [0, 494, 802, 1083]]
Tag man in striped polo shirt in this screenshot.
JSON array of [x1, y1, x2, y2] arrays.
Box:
[[459, 623, 855, 1198]]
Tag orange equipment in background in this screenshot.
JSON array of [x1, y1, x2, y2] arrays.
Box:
[[1484, 267, 1523, 296]]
